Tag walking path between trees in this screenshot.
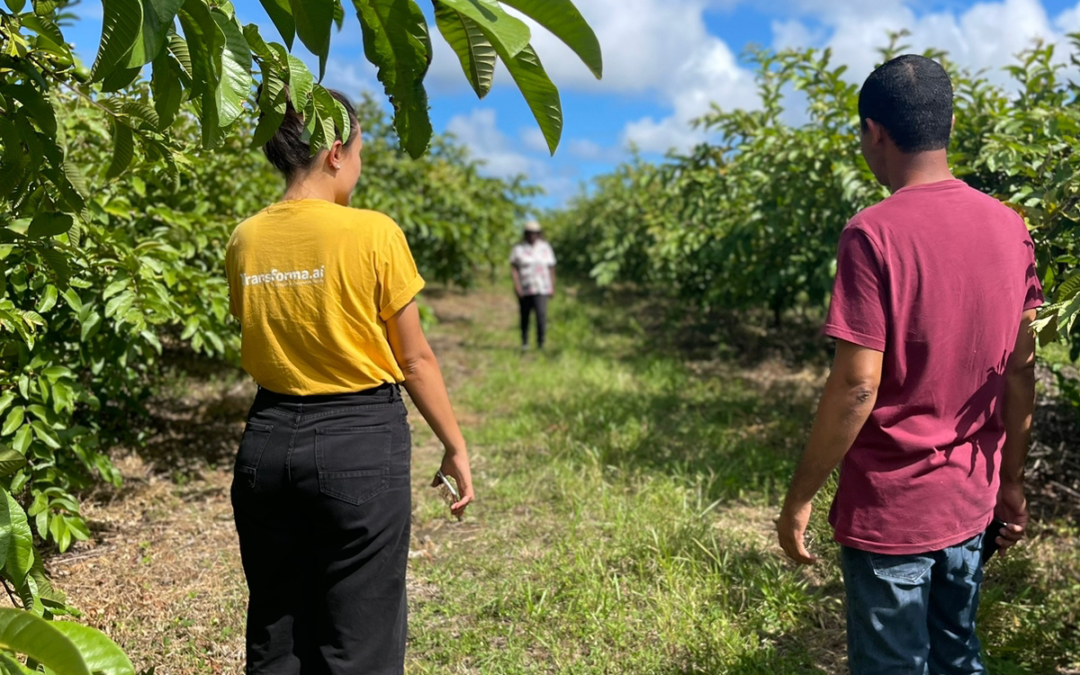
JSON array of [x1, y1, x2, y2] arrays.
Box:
[[32, 285, 1080, 674]]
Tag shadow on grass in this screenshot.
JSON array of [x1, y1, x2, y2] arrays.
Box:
[[570, 283, 834, 370], [129, 349, 253, 477], [522, 374, 816, 503]]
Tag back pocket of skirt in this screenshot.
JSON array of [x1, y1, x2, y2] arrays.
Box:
[[236, 422, 274, 487], [315, 426, 391, 505]]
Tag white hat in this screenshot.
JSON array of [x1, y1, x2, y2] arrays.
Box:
[[524, 220, 542, 233]]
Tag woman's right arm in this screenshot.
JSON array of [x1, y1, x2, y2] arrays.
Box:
[[386, 300, 474, 517]]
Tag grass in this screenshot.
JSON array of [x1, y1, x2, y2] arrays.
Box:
[[39, 284, 1080, 674], [405, 286, 1080, 674]]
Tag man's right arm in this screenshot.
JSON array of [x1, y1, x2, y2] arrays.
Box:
[[996, 308, 1038, 553]]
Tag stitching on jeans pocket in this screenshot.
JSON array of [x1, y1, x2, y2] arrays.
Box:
[[315, 426, 391, 506], [870, 553, 934, 584], [235, 422, 274, 487]]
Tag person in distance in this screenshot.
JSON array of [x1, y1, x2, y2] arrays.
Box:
[[510, 220, 557, 351], [225, 89, 474, 675], [777, 55, 1042, 674]]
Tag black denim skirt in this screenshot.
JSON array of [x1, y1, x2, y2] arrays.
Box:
[[231, 383, 411, 675]]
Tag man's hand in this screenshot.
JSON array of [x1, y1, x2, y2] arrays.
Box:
[[994, 481, 1029, 556], [777, 500, 817, 565]]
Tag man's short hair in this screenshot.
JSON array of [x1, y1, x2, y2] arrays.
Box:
[[858, 55, 953, 153]]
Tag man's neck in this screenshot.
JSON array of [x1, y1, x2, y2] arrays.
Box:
[[885, 149, 955, 193]]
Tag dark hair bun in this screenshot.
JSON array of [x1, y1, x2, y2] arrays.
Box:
[[261, 87, 359, 178]]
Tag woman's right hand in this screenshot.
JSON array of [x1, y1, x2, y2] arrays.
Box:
[[433, 449, 474, 518]]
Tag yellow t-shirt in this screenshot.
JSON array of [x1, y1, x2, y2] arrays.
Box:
[[225, 200, 425, 395]]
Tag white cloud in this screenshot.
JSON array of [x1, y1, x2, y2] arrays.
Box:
[[321, 58, 379, 99], [779, 0, 1076, 86], [446, 108, 541, 178], [520, 127, 551, 154]]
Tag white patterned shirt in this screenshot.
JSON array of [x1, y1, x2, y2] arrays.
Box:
[[510, 240, 557, 296]]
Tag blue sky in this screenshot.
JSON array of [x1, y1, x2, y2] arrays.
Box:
[[66, 0, 1080, 206]]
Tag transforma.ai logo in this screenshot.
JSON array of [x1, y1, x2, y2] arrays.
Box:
[[242, 266, 326, 287]]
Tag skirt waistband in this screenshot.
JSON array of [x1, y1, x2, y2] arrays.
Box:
[[253, 382, 402, 409]]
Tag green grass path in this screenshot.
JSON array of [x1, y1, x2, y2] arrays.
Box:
[[405, 287, 1080, 675]]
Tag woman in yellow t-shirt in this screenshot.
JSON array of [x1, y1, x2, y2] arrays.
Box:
[[226, 90, 473, 675]]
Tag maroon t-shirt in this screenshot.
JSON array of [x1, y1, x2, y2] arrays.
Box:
[[825, 179, 1043, 555]]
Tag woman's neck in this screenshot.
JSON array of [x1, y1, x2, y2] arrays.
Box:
[[282, 176, 337, 204]]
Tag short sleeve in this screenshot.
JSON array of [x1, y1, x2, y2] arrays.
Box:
[[1021, 233, 1044, 311], [225, 239, 241, 319], [509, 244, 522, 266], [546, 242, 557, 266], [377, 226, 426, 321], [824, 227, 888, 352]]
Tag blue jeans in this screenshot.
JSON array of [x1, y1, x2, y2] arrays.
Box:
[[841, 533, 986, 675]]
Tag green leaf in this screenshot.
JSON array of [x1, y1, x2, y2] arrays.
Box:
[[39, 247, 71, 285], [212, 9, 252, 128], [289, 0, 334, 79], [3, 489, 35, 587], [5, 0, 26, 13], [30, 421, 61, 449], [0, 486, 11, 567], [497, 43, 561, 154], [258, 0, 295, 50], [436, 0, 530, 60], [62, 289, 83, 313], [0, 84, 57, 137], [353, 0, 433, 158], [12, 425, 31, 454], [124, 0, 186, 68], [0, 393, 15, 416], [91, 0, 145, 83], [105, 290, 136, 318], [27, 212, 73, 239], [0, 449, 26, 478], [178, 0, 224, 146], [0, 609, 90, 675], [101, 65, 142, 93], [152, 50, 184, 129], [286, 53, 314, 111], [49, 622, 135, 675], [499, 0, 602, 78], [434, 3, 495, 99], [81, 311, 102, 342], [252, 68, 287, 148], [41, 366, 72, 381], [311, 84, 347, 145], [35, 285, 58, 313], [2, 408, 23, 436], [106, 120, 135, 179]]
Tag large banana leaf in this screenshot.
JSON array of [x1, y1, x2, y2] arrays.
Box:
[[353, 0, 433, 158], [437, 0, 529, 60], [434, 2, 495, 99], [90, 0, 144, 82], [0, 610, 89, 675], [496, 43, 561, 154], [499, 0, 601, 78], [123, 0, 186, 68]]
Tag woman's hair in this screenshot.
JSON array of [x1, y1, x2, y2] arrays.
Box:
[[262, 87, 360, 179]]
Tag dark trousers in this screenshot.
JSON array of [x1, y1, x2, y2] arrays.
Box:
[[518, 294, 548, 347], [231, 384, 412, 675]]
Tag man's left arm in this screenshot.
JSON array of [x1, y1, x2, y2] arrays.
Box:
[[777, 340, 883, 564]]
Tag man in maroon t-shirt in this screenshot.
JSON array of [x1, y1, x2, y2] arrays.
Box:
[[777, 55, 1042, 674]]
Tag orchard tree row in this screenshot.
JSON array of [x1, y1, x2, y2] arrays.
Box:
[[551, 35, 1080, 372]]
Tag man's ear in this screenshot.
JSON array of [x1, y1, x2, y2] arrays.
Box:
[[865, 118, 885, 146]]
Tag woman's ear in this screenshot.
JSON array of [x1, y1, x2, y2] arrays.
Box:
[[327, 140, 345, 171]]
